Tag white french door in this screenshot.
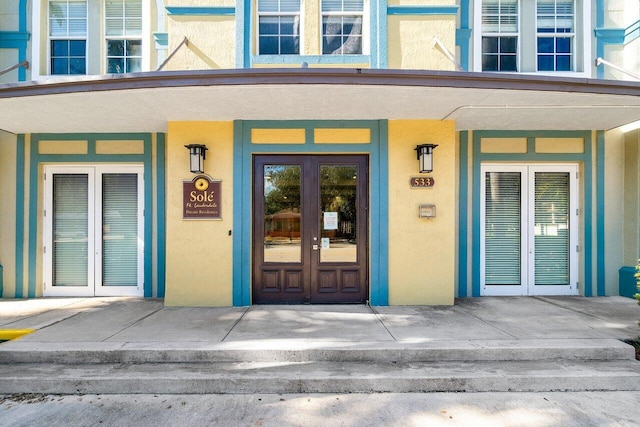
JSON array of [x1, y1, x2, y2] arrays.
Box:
[[44, 165, 144, 297], [481, 164, 579, 296]]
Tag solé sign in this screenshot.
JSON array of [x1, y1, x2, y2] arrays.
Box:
[[183, 175, 222, 220]]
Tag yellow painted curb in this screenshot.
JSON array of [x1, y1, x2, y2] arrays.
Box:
[[0, 329, 35, 341]]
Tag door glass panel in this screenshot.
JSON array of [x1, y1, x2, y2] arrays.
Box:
[[102, 173, 138, 286], [53, 174, 89, 286], [534, 172, 569, 285], [263, 165, 302, 263], [319, 165, 358, 263], [485, 171, 521, 285]]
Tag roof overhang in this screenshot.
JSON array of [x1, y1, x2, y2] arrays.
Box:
[[1, 68, 639, 134]]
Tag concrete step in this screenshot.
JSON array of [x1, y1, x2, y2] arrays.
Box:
[[1, 359, 639, 394], [0, 339, 634, 364]]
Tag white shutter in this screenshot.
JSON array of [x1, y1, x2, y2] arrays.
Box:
[[537, 0, 574, 32], [534, 172, 570, 285], [50, 0, 87, 37], [259, 0, 300, 12], [484, 171, 521, 285], [102, 173, 139, 286], [53, 174, 89, 286], [322, 0, 364, 12], [482, 0, 517, 33], [105, 0, 142, 37]]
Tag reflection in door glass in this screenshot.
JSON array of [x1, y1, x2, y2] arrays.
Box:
[[263, 165, 302, 263], [320, 165, 357, 263]]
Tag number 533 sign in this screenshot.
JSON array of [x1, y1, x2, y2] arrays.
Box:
[[410, 176, 435, 188]]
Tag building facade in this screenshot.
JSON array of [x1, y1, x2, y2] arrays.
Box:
[[0, 0, 639, 306]]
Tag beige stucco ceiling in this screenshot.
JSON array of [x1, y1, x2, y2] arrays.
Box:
[[0, 69, 639, 134]]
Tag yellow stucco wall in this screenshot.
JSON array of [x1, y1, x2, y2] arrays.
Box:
[[0, 131, 17, 297], [387, 16, 456, 70], [165, 122, 234, 306], [388, 120, 456, 305], [623, 129, 640, 266]]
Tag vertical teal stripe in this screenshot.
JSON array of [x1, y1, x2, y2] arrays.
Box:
[[14, 135, 25, 298], [471, 135, 481, 297], [232, 120, 249, 305], [596, 131, 605, 296], [595, 0, 606, 79], [584, 134, 593, 297], [143, 136, 153, 297], [157, 133, 166, 298], [28, 138, 38, 298], [370, 120, 388, 305], [458, 131, 469, 297]]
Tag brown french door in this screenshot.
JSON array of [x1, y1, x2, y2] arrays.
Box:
[[253, 155, 369, 304]]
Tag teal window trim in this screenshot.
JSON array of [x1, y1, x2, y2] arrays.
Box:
[[14, 135, 25, 298], [166, 7, 235, 16], [154, 33, 168, 48], [238, 0, 251, 68], [232, 120, 389, 306], [458, 131, 469, 297], [387, 6, 458, 15], [471, 130, 593, 297], [27, 133, 155, 298], [251, 55, 371, 66]]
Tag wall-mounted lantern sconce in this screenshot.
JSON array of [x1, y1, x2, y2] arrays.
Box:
[[415, 144, 438, 173], [184, 144, 208, 174]]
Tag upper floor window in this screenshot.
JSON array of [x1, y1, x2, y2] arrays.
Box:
[[105, 0, 143, 73], [537, 0, 574, 71], [322, 0, 363, 54], [258, 0, 300, 55], [478, 0, 580, 73], [49, 0, 87, 75], [481, 0, 518, 71]]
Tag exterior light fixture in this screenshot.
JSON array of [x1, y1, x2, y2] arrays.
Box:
[[184, 144, 208, 174], [415, 144, 438, 173]]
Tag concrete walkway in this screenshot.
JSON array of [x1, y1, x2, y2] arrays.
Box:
[[1, 296, 638, 348]]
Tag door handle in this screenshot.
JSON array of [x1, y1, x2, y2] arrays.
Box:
[[313, 245, 319, 250]]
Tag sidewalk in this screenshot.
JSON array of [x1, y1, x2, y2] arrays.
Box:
[[0, 295, 637, 351]]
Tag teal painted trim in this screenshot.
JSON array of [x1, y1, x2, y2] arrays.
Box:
[[0, 32, 30, 42], [371, 0, 387, 68], [157, 133, 166, 298], [0, 264, 3, 298], [596, 131, 605, 296], [154, 32, 168, 47], [458, 131, 469, 297], [456, 29, 472, 71], [252, 55, 371, 65], [166, 7, 235, 15], [239, 0, 251, 68], [594, 28, 625, 44], [29, 133, 154, 298], [143, 137, 153, 297], [595, 0, 606, 79], [387, 5, 458, 15], [370, 120, 388, 305], [625, 20, 640, 43], [232, 120, 251, 305], [233, 120, 388, 306], [619, 266, 638, 298], [14, 135, 25, 299], [471, 130, 593, 297]]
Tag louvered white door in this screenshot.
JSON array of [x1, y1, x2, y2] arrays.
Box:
[[44, 165, 144, 297], [481, 164, 578, 296]]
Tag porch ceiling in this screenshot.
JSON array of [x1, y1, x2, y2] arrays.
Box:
[[1, 68, 640, 134]]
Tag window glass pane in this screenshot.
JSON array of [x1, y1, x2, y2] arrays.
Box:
[[259, 17, 280, 35], [102, 174, 139, 286], [556, 55, 571, 71], [482, 54, 498, 71], [52, 58, 69, 74], [534, 172, 569, 285], [69, 57, 86, 74], [108, 58, 124, 73], [51, 39, 69, 56], [259, 36, 279, 54], [127, 39, 142, 56], [320, 165, 358, 263], [501, 36, 517, 53], [263, 166, 302, 263], [108, 39, 124, 56], [500, 55, 517, 71], [53, 174, 89, 287], [69, 39, 86, 56], [538, 55, 554, 71], [537, 37, 553, 53], [556, 37, 571, 53], [126, 58, 142, 72], [484, 171, 521, 285]]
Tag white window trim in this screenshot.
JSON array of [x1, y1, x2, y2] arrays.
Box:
[[43, 164, 144, 297], [472, 0, 592, 77], [103, 0, 145, 74], [256, 2, 303, 55], [320, 0, 367, 56]]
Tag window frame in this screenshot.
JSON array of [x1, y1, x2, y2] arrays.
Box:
[[321, 0, 365, 55], [256, 0, 302, 55], [473, 0, 590, 76], [536, 0, 575, 72], [48, 0, 88, 75], [104, 0, 143, 74]]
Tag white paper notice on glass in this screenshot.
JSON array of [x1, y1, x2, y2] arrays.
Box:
[[321, 238, 330, 249], [324, 212, 338, 230]]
